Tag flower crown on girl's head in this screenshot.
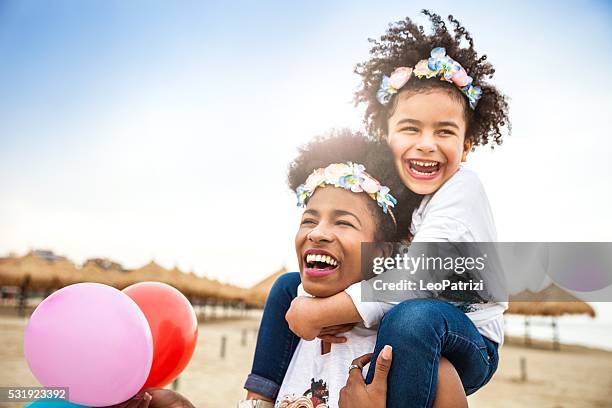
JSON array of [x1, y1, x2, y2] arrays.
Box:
[[295, 162, 397, 226], [377, 47, 482, 109]]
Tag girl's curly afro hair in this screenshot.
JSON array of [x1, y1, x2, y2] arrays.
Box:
[[354, 10, 510, 148], [288, 129, 422, 241]]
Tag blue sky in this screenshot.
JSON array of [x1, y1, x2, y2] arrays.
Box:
[[1, 0, 612, 325]]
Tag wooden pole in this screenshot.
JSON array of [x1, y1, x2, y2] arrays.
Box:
[[520, 357, 527, 382], [524, 316, 531, 346], [220, 335, 227, 359], [552, 317, 560, 351], [241, 329, 247, 346], [17, 276, 31, 317]]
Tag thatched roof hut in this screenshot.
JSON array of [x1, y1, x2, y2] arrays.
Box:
[[0, 251, 79, 290], [181, 272, 217, 299], [79, 260, 129, 289], [1, 251, 269, 309], [248, 266, 289, 307], [82, 258, 125, 272], [507, 283, 596, 317], [123, 261, 175, 287], [0, 255, 23, 287], [506, 283, 595, 350]]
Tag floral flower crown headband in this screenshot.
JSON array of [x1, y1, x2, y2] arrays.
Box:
[[295, 162, 398, 227], [377, 47, 482, 109]]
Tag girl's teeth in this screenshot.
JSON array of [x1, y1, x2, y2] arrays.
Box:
[[413, 168, 438, 176], [412, 160, 437, 167]]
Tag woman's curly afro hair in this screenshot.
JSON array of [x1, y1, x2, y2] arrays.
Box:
[[354, 10, 510, 148], [287, 129, 422, 241]]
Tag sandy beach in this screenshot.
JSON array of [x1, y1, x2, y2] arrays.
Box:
[[1, 313, 611, 408]]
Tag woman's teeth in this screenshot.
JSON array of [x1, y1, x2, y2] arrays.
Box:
[[305, 253, 338, 267]]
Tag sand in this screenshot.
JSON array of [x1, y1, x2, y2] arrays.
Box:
[[1, 313, 611, 408]]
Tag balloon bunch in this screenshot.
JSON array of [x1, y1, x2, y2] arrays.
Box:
[[24, 282, 198, 407]]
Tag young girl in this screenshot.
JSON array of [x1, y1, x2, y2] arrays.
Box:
[[243, 10, 510, 408]]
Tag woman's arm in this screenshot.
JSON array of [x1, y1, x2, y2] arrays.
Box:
[[338, 351, 467, 408]]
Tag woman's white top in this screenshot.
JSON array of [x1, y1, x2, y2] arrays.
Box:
[[276, 325, 376, 408]]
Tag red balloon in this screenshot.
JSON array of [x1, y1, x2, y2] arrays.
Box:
[[123, 282, 198, 388]]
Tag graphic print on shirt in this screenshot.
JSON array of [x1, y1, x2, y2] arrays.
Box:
[[278, 378, 329, 408]]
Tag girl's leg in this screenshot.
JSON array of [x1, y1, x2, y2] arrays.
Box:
[[244, 272, 301, 401], [365, 299, 499, 408]]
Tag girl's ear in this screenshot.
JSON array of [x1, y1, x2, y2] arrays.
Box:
[[461, 139, 474, 162]]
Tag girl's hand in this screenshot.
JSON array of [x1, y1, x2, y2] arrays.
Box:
[[285, 297, 322, 340], [317, 323, 357, 344], [338, 345, 392, 408]]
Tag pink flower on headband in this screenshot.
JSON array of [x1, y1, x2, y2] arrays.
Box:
[[361, 174, 381, 194], [451, 67, 471, 87], [388, 67, 413, 90], [413, 60, 437, 78]]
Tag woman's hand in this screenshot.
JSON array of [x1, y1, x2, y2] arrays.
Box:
[[143, 389, 195, 408], [338, 345, 392, 408], [105, 392, 152, 408], [107, 389, 195, 408]]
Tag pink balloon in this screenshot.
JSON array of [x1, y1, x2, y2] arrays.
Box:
[[24, 283, 153, 407]]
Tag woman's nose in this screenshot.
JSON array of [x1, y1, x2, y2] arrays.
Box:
[[307, 224, 333, 243]]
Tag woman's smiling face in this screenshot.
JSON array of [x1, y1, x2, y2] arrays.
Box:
[[387, 89, 471, 195], [295, 186, 377, 298]]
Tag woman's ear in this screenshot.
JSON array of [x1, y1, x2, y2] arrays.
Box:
[[461, 139, 473, 162]]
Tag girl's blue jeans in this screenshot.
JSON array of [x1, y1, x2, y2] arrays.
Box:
[[244, 272, 499, 407]]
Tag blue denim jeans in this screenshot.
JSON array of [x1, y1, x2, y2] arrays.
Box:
[[244, 272, 499, 407], [244, 272, 302, 399]]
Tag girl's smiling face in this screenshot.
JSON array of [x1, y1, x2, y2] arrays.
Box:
[[295, 186, 377, 298], [387, 89, 472, 195]]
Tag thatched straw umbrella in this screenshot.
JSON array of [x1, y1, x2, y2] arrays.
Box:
[[166, 266, 206, 296], [0, 251, 79, 290], [82, 258, 125, 272], [78, 260, 129, 289], [182, 272, 217, 299], [248, 266, 289, 307], [0, 255, 25, 287], [122, 261, 175, 288], [506, 283, 596, 350], [0, 251, 82, 315]]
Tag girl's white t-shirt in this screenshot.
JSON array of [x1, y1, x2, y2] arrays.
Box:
[[345, 165, 508, 345]]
